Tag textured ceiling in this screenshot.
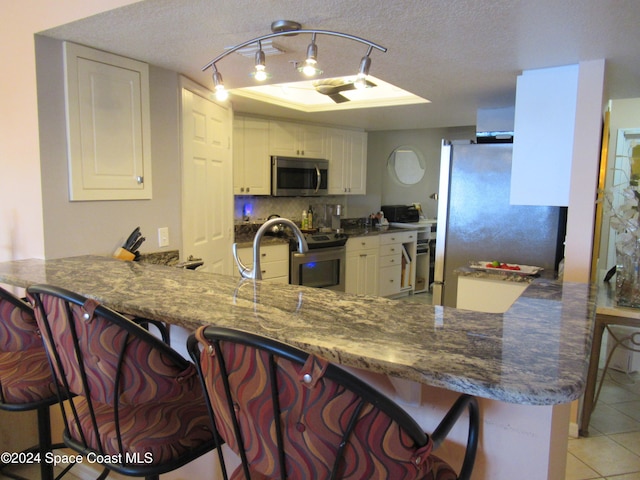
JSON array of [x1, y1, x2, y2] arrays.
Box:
[[40, 0, 640, 131]]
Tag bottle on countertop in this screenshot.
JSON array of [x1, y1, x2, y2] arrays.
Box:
[[302, 210, 308, 229], [307, 205, 313, 229]]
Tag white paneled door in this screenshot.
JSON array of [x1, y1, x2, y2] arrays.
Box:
[[181, 78, 233, 275]]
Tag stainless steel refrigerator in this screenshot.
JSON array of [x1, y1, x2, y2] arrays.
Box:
[[433, 141, 564, 307]]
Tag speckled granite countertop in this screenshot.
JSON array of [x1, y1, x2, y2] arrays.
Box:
[[0, 255, 596, 406], [234, 225, 413, 247]]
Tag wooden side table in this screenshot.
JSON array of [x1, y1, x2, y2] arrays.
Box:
[[580, 281, 640, 436]]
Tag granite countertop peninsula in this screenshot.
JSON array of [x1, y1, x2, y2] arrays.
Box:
[[0, 255, 596, 406]]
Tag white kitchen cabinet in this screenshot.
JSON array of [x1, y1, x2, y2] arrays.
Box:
[[64, 42, 152, 201], [345, 236, 379, 295], [379, 231, 417, 297], [233, 243, 289, 283], [326, 128, 368, 195], [233, 116, 271, 195], [510, 64, 579, 206], [269, 121, 326, 158]]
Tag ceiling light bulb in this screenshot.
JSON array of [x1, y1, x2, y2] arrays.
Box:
[[215, 86, 229, 101], [301, 59, 320, 77], [254, 65, 268, 81], [354, 75, 367, 89]]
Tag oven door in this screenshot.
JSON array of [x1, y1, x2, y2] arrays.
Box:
[[290, 246, 345, 291]]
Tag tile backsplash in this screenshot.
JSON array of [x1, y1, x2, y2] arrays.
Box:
[[234, 195, 349, 228]]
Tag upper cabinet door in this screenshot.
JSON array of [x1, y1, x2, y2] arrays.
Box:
[[269, 121, 326, 157], [326, 128, 367, 195], [64, 42, 152, 201], [233, 117, 271, 195], [510, 64, 579, 206]]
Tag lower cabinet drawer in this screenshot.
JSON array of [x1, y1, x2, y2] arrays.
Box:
[[258, 261, 289, 280], [379, 265, 402, 297], [233, 244, 289, 282], [380, 244, 402, 256], [379, 253, 402, 267]]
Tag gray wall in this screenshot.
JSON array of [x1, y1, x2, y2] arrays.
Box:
[[357, 126, 476, 219], [36, 35, 183, 258]]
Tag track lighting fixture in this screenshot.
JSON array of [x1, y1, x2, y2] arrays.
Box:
[[202, 20, 386, 100]]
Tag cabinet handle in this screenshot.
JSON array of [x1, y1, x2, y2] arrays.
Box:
[[390, 248, 395, 252], [136, 176, 144, 184], [261, 270, 267, 274], [261, 253, 267, 257], [246, 187, 250, 193]]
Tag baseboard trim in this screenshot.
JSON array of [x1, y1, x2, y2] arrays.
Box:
[[569, 421, 580, 438]]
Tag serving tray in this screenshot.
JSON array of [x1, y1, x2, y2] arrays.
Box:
[[469, 261, 543, 276]]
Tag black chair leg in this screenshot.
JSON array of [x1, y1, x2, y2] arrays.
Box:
[[36, 405, 54, 480]]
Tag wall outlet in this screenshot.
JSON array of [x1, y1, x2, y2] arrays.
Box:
[[158, 227, 169, 247]]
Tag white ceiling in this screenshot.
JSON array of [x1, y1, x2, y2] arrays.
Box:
[[40, 0, 640, 131]]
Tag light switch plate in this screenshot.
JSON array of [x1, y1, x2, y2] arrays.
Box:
[[158, 227, 169, 247]]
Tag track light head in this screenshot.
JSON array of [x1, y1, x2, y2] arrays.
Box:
[[212, 69, 228, 101], [252, 48, 270, 81], [298, 34, 322, 77], [355, 54, 372, 89]]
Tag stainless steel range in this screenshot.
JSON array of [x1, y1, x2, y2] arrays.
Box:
[[290, 232, 348, 291]]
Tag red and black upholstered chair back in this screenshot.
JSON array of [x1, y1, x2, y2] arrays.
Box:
[[0, 286, 57, 406], [27, 284, 217, 480], [189, 325, 479, 480], [0, 286, 63, 480]]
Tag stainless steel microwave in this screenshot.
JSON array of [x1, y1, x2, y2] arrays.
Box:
[[271, 156, 329, 196]]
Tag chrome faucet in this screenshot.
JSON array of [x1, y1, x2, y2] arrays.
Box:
[[233, 217, 309, 280]]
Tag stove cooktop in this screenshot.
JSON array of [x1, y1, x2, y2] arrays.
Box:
[[290, 232, 348, 250]]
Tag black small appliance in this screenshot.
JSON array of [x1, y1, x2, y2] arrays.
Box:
[[381, 205, 419, 223]]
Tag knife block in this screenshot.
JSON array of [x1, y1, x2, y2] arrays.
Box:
[[113, 247, 135, 261]]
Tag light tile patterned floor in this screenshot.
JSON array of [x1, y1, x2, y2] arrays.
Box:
[[567, 370, 640, 480]]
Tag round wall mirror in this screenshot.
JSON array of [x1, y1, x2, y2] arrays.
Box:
[[387, 146, 426, 185]]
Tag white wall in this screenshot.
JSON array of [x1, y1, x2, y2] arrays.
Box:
[[564, 60, 607, 283], [0, 0, 142, 262]]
